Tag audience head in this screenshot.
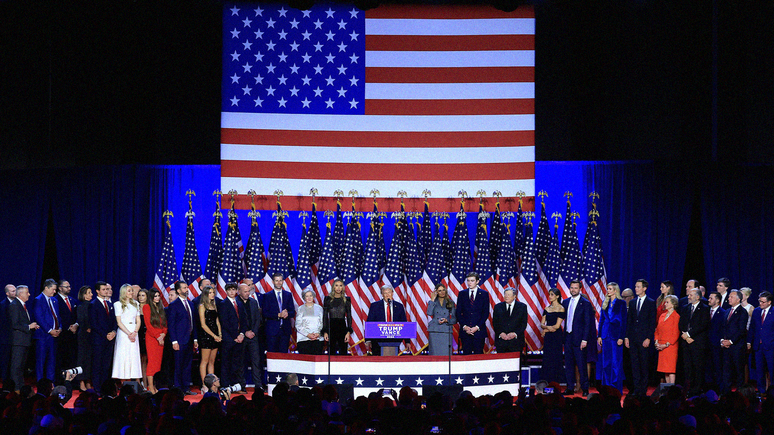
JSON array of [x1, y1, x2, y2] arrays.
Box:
[[36, 378, 54, 397], [717, 277, 731, 293], [286, 373, 299, 386], [622, 288, 634, 302], [78, 285, 93, 302], [534, 380, 549, 394]]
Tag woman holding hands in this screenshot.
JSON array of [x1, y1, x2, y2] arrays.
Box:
[[427, 284, 457, 356]]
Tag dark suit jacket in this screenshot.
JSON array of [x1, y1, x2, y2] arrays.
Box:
[[720, 292, 731, 310], [366, 299, 407, 322], [33, 293, 60, 339], [678, 302, 710, 347], [89, 297, 117, 346], [456, 288, 490, 331], [708, 307, 726, 348], [261, 290, 296, 335], [748, 307, 774, 351], [218, 298, 247, 342], [0, 297, 12, 345], [56, 294, 78, 331], [721, 305, 748, 345], [626, 296, 656, 344], [563, 296, 593, 346], [167, 298, 197, 345], [599, 298, 627, 341], [9, 300, 33, 347], [492, 301, 527, 352], [241, 297, 263, 335]]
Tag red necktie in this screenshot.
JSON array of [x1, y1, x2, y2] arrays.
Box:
[[762, 309, 767, 325], [48, 298, 59, 330], [233, 300, 240, 320], [64, 297, 72, 311], [103, 299, 109, 315], [386, 302, 392, 322], [727, 308, 734, 321], [23, 303, 29, 319]]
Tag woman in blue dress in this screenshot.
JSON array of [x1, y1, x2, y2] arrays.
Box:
[[596, 282, 627, 392], [540, 288, 566, 383]]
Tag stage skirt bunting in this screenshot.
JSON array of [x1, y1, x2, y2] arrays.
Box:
[[266, 352, 521, 397]]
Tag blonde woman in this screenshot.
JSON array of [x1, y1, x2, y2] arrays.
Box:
[[596, 282, 627, 392], [112, 284, 142, 381], [655, 295, 680, 384]]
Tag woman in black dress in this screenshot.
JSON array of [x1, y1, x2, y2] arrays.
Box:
[[75, 285, 93, 391], [322, 279, 353, 355], [197, 286, 221, 386], [540, 288, 566, 384]]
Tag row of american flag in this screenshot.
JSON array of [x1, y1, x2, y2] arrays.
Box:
[[152, 193, 607, 355]]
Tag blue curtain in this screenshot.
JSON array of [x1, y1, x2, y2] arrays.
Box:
[[700, 165, 774, 298], [0, 170, 50, 291]]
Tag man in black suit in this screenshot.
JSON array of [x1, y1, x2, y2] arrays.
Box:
[[625, 279, 656, 398], [716, 277, 731, 310], [55, 280, 78, 379], [705, 291, 726, 393], [0, 284, 17, 384], [492, 288, 527, 353], [89, 281, 117, 392], [721, 289, 748, 394], [9, 285, 39, 392], [679, 287, 710, 396], [456, 272, 490, 355], [747, 291, 773, 394], [219, 282, 246, 389], [238, 282, 263, 391]]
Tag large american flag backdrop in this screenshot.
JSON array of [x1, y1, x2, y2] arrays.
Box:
[[220, 2, 535, 208]]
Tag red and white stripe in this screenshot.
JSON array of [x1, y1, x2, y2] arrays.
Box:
[[221, 4, 535, 203], [513, 275, 544, 352], [480, 276, 500, 353]]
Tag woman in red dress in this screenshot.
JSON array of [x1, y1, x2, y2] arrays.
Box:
[[655, 295, 680, 384], [143, 289, 167, 394]]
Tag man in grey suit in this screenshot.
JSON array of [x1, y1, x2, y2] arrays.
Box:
[[9, 285, 39, 392], [239, 283, 264, 391]]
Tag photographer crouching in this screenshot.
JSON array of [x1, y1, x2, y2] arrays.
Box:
[[202, 373, 241, 404]]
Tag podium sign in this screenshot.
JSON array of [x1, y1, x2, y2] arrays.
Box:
[[364, 322, 417, 340]]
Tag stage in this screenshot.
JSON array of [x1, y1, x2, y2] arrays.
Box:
[[266, 352, 522, 397]]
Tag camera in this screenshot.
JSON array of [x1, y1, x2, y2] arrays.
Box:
[[219, 383, 242, 398], [544, 387, 554, 394], [62, 367, 83, 376]]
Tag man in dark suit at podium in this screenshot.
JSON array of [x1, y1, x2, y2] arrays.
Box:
[[492, 288, 527, 353], [457, 272, 490, 355], [366, 285, 407, 356]]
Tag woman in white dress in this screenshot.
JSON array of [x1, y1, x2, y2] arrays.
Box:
[[112, 283, 142, 381]]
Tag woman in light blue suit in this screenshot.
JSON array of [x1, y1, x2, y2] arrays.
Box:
[[597, 282, 628, 392], [427, 284, 456, 356]]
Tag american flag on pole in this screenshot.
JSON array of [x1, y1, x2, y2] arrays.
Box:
[[556, 202, 584, 301], [401, 211, 431, 354], [262, 208, 297, 301], [153, 214, 179, 306], [473, 204, 499, 353], [204, 205, 224, 284], [359, 206, 386, 305], [315, 220, 338, 297], [340, 215, 367, 354], [333, 201, 346, 274], [220, 3, 535, 207], [294, 224, 313, 295], [513, 200, 525, 273], [218, 209, 246, 299], [244, 210, 268, 284], [181, 210, 205, 299], [533, 202, 553, 308], [582, 215, 606, 322], [306, 202, 325, 303], [418, 202, 433, 266], [489, 202, 503, 271], [517, 221, 543, 351], [544, 221, 563, 288]]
